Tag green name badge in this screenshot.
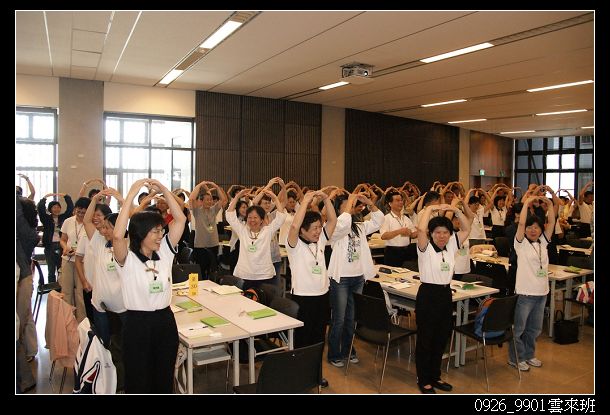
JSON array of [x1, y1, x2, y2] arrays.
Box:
[[458, 247, 468, 256], [71, 242, 78, 249], [248, 244, 257, 253], [207, 225, 215, 233], [149, 280, 163, 293], [351, 252, 360, 260], [536, 269, 547, 278], [106, 262, 116, 271], [311, 265, 322, 275], [440, 262, 450, 272]]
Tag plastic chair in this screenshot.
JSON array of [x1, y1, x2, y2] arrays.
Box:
[[447, 295, 520, 391], [474, 261, 509, 297], [347, 293, 417, 392], [493, 236, 510, 257], [217, 275, 244, 289], [233, 342, 324, 394], [32, 259, 62, 323], [171, 263, 202, 284]]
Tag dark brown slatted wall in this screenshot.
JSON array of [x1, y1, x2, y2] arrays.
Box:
[[196, 91, 320, 189], [345, 109, 459, 191]]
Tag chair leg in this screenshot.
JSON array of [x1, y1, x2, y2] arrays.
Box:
[[49, 360, 56, 382], [482, 339, 489, 392], [225, 359, 230, 393], [33, 293, 40, 323], [511, 334, 521, 381], [379, 340, 390, 393], [345, 333, 356, 376], [446, 330, 454, 373], [34, 294, 43, 324], [59, 367, 67, 394]]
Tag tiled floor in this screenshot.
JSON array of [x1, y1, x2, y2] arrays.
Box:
[[24, 293, 594, 395]]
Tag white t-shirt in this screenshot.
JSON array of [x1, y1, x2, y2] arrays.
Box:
[[453, 236, 470, 274], [579, 202, 593, 224], [286, 229, 329, 296], [89, 232, 125, 313], [490, 207, 507, 226], [278, 212, 295, 247], [61, 216, 85, 262], [116, 235, 177, 311], [417, 236, 459, 285], [226, 210, 286, 280], [76, 234, 95, 285], [380, 212, 415, 247], [468, 209, 487, 239], [513, 234, 550, 296]]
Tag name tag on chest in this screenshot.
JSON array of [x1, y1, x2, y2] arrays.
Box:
[[248, 245, 257, 253], [149, 281, 164, 293], [440, 262, 450, 272]]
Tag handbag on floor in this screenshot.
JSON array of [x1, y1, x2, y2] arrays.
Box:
[[553, 310, 579, 345]]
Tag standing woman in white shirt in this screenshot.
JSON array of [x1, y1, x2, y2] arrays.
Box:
[[326, 193, 385, 367], [380, 190, 418, 266], [508, 195, 555, 371], [113, 178, 185, 394], [415, 203, 470, 393], [225, 188, 286, 291]]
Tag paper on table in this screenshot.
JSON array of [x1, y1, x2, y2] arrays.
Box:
[[178, 324, 214, 339], [172, 281, 189, 290], [170, 304, 185, 313], [212, 285, 243, 295]]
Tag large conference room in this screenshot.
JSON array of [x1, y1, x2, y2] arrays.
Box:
[[15, 10, 595, 395]]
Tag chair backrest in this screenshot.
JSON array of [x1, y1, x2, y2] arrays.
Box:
[[176, 246, 193, 264], [353, 293, 391, 332], [255, 342, 323, 393], [362, 280, 385, 299], [482, 295, 518, 332], [32, 259, 45, 287], [172, 263, 202, 284], [566, 255, 593, 270], [474, 261, 509, 295], [558, 248, 588, 266], [461, 273, 494, 288], [566, 239, 592, 249], [259, 283, 281, 305], [494, 237, 510, 257], [218, 275, 244, 289], [470, 244, 496, 256], [401, 259, 419, 272], [269, 297, 299, 319]]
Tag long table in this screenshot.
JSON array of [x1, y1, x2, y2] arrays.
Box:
[[372, 265, 499, 368], [470, 254, 593, 337]]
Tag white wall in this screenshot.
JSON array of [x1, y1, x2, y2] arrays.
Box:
[[16, 74, 59, 107], [104, 82, 195, 117]]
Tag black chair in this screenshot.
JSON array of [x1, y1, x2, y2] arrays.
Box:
[[474, 261, 509, 297], [32, 259, 61, 323], [347, 293, 417, 392], [217, 275, 244, 289], [171, 263, 202, 284], [566, 238, 592, 249], [233, 342, 324, 394], [566, 255, 593, 271], [176, 246, 193, 264], [401, 259, 418, 272], [494, 237, 510, 258], [557, 248, 588, 266], [447, 295, 520, 391]]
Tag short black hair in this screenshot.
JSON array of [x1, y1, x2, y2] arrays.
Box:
[[128, 211, 164, 253], [18, 197, 38, 228], [423, 191, 440, 206], [95, 203, 112, 217], [47, 201, 61, 212], [428, 216, 454, 235], [525, 215, 545, 230], [16, 186, 23, 196], [246, 205, 266, 220], [74, 197, 91, 210], [88, 188, 100, 198], [385, 190, 401, 204], [468, 196, 480, 205], [301, 211, 322, 232], [137, 192, 149, 203]]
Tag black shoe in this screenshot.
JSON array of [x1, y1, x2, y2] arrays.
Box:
[[320, 378, 329, 388], [432, 380, 453, 392], [418, 383, 436, 394]]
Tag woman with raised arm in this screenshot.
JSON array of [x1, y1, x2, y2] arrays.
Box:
[[113, 178, 185, 394], [508, 195, 555, 372], [415, 202, 470, 393], [37, 192, 74, 282], [226, 187, 286, 291], [16, 173, 36, 200], [326, 192, 384, 368]]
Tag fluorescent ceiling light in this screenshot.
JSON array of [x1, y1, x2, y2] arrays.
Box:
[[527, 80, 593, 92], [581, 126, 594, 129], [420, 42, 494, 63], [159, 69, 183, 85], [319, 81, 349, 90], [421, 99, 467, 107], [447, 118, 487, 124], [535, 109, 587, 116], [200, 20, 242, 49], [500, 130, 535, 134]]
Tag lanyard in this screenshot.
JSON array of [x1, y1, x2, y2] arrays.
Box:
[[390, 211, 405, 228], [145, 260, 159, 280], [248, 229, 260, 245], [527, 238, 543, 269], [306, 242, 319, 265], [74, 220, 83, 241]]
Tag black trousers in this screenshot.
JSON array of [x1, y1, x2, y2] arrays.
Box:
[[383, 246, 409, 267], [193, 246, 218, 278], [292, 292, 330, 348], [415, 282, 453, 386], [123, 307, 178, 394]]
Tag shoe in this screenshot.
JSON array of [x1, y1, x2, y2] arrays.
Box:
[[418, 383, 436, 394], [432, 380, 453, 391], [329, 360, 345, 368], [525, 358, 542, 367], [320, 378, 329, 388], [508, 360, 530, 371], [349, 354, 359, 364]]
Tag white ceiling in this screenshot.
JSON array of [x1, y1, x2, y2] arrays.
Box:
[[15, 10, 594, 139]]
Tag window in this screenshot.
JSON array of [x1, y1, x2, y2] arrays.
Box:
[[514, 136, 593, 194], [15, 108, 58, 198], [104, 114, 194, 212]]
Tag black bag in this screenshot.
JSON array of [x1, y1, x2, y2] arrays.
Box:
[[553, 310, 579, 344]]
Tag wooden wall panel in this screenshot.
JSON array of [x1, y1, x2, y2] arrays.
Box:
[[469, 131, 513, 179], [345, 109, 459, 191]]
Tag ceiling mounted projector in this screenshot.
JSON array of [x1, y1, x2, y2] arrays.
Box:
[[341, 62, 374, 85]]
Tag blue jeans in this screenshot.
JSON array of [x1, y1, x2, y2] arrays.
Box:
[[327, 276, 364, 361], [509, 294, 546, 363]]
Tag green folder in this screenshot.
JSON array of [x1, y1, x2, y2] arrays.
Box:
[[200, 316, 230, 327], [462, 283, 475, 290], [564, 266, 582, 274], [175, 299, 203, 311], [246, 308, 277, 319]]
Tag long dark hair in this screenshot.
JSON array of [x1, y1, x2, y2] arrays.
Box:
[[128, 211, 164, 253]]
